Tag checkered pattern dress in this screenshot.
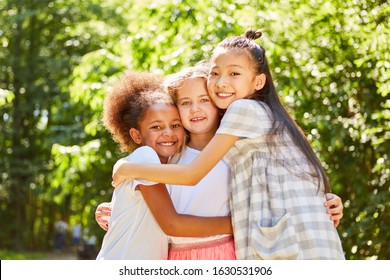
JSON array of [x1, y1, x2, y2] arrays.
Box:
[[217, 99, 345, 260]]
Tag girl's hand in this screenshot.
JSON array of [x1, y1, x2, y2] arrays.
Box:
[[112, 158, 129, 187], [324, 193, 344, 228], [95, 202, 112, 231]]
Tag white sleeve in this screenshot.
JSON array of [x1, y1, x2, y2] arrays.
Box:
[[125, 146, 161, 189]]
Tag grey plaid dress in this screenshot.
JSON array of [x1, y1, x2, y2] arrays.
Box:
[[217, 99, 345, 260]]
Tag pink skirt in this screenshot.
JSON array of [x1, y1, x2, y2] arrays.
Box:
[[168, 236, 236, 260]]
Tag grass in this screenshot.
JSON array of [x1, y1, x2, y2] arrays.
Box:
[[0, 250, 47, 260]]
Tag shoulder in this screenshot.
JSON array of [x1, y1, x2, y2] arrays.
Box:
[[217, 99, 272, 138], [228, 99, 268, 113], [224, 99, 270, 119], [127, 146, 161, 164], [228, 99, 253, 109]]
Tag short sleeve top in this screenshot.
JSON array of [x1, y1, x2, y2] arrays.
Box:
[[96, 146, 169, 260]]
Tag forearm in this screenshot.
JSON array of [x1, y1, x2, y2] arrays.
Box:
[[161, 215, 233, 237], [113, 133, 238, 186], [119, 163, 202, 185], [139, 184, 233, 238]]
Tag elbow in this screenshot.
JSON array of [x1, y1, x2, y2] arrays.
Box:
[[182, 169, 202, 186], [160, 222, 181, 236], [186, 177, 201, 186], [158, 215, 189, 236]]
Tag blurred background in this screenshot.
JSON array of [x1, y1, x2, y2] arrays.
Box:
[[0, 0, 388, 260]]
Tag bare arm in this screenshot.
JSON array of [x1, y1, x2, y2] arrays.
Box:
[[138, 183, 232, 237], [112, 133, 238, 186]]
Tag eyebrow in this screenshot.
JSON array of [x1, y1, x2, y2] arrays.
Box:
[[178, 94, 209, 101], [148, 118, 181, 124], [211, 64, 244, 69]]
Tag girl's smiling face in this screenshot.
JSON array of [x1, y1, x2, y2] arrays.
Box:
[[207, 48, 265, 109], [130, 103, 184, 163], [176, 77, 220, 136]]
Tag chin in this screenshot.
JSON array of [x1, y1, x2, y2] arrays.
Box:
[[215, 101, 230, 110]]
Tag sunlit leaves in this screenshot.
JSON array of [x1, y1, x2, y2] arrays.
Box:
[[1, 0, 388, 257]]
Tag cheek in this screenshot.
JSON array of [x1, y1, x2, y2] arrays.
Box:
[[206, 79, 214, 90], [177, 129, 185, 145], [141, 138, 152, 147], [178, 107, 187, 117], [209, 94, 218, 104]]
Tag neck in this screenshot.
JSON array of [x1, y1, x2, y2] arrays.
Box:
[[159, 157, 168, 164], [187, 131, 215, 151]]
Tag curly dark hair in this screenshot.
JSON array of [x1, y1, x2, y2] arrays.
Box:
[[102, 71, 174, 152]]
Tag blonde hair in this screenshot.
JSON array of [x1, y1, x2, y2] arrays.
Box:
[[162, 61, 211, 162], [163, 60, 210, 103]]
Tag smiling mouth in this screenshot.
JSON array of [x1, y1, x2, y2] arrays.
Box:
[[190, 117, 206, 122], [217, 92, 233, 98], [158, 141, 176, 146]]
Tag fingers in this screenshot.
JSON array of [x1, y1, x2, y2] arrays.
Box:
[[96, 215, 110, 231], [95, 202, 112, 231], [324, 193, 343, 228], [95, 203, 112, 216], [96, 210, 111, 218], [324, 193, 342, 208], [326, 202, 343, 213], [325, 193, 334, 200], [327, 207, 343, 228], [328, 211, 343, 220], [99, 221, 109, 231], [101, 202, 112, 208], [326, 204, 343, 219]]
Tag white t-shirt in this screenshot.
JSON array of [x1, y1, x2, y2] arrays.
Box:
[[96, 146, 169, 260], [168, 146, 232, 244]]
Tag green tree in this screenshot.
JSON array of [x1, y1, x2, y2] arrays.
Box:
[[259, 0, 389, 259], [0, 0, 128, 250], [1, 0, 388, 259]]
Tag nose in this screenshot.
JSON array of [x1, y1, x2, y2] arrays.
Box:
[[215, 76, 227, 88], [162, 127, 175, 137], [190, 103, 200, 113]]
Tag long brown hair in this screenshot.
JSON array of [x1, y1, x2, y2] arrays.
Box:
[[212, 29, 330, 192]]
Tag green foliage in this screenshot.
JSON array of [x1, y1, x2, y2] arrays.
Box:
[[1, 0, 388, 259], [262, 0, 389, 259]]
